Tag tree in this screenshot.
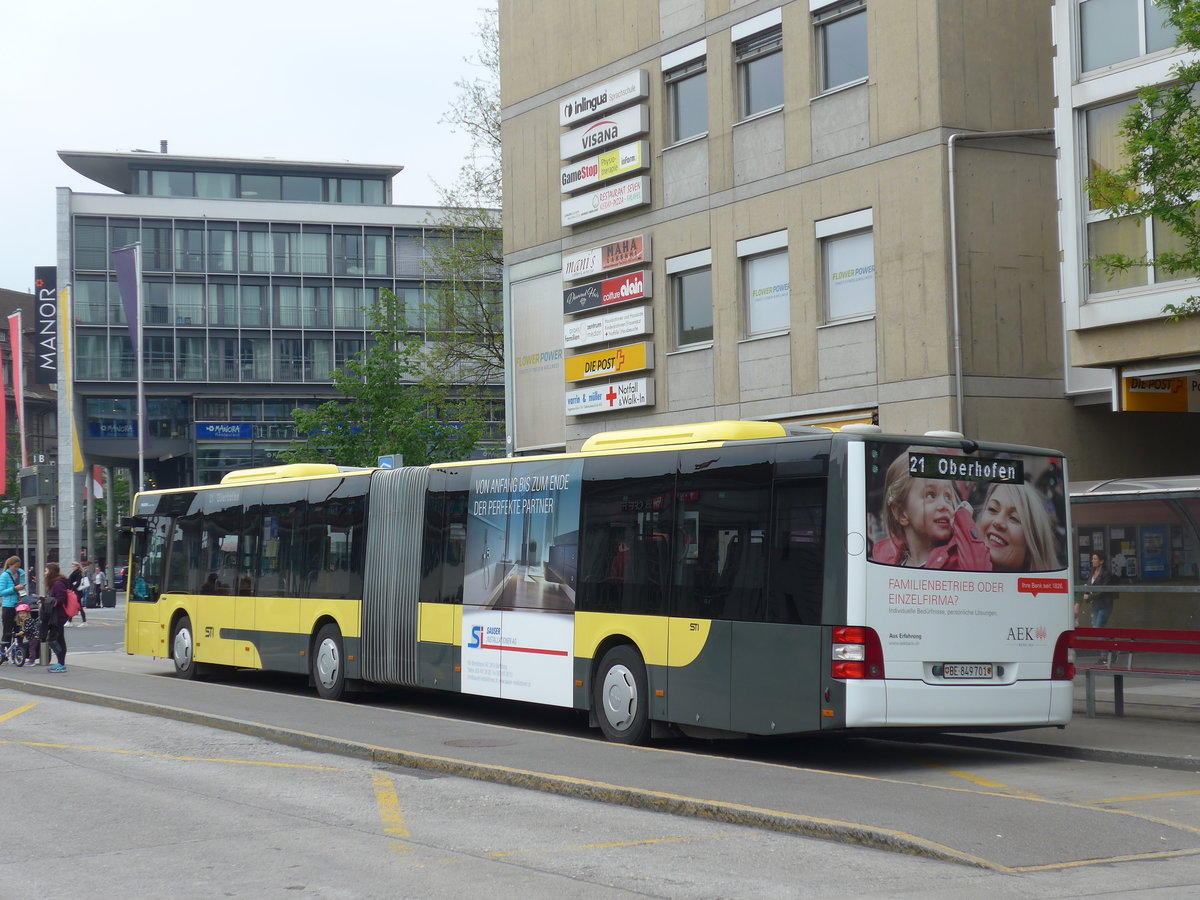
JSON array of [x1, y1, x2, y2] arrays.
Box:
[[282, 289, 486, 468], [423, 3, 504, 387], [1086, 0, 1200, 319]]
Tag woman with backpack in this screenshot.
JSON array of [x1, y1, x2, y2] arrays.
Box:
[[41, 562, 69, 673]]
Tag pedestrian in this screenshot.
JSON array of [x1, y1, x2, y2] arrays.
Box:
[[1083, 552, 1118, 665], [68, 562, 86, 626], [14, 603, 39, 666], [0, 556, 24, 658], [41, 562, 69, 673]]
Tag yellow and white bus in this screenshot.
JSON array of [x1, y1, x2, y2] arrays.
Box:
[[121, 421, 1075, 743]]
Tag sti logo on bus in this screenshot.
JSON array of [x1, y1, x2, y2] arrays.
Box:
[[467, 625, 502, 648]]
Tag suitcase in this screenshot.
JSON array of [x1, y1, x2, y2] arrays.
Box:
[[101, 589, 116, 608], [85, 591, 100, 608]]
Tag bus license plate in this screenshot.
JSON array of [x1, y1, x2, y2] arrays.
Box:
[[943, 663, 993, 679]]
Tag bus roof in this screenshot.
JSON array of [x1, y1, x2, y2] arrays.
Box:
[[1072, 476, 1200, 499], [219, 463, 371, 486]]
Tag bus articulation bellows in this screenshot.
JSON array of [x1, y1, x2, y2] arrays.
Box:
[[120, 421, 1074, 743]]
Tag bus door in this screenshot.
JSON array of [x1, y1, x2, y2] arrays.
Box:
[[667, 448, 777, 733]]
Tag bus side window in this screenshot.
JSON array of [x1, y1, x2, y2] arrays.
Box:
[[577, 453, 676, 617], [768, 480, 826, 625], [674, 448, 772, 622]]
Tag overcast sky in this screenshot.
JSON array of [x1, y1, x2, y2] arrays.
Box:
[[0, 0, 493, 293]]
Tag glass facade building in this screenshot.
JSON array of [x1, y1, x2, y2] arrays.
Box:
[[57, 150, 501, 492]]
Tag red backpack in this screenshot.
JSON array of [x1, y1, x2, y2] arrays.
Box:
[[63, 588, 81, 618]]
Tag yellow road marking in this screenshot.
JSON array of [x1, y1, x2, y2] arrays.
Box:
[[924, 764, 1042, 800], [487, 834, 729, 858], [1096, 790, 1200, 804], [0, 738, 341, 770], [0, 702, 38, 723], [1013, 846, 1200, 872], [373, 771, 412, 852]]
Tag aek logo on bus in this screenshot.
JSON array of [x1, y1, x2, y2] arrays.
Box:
[[1006, 625, 1047, 642]]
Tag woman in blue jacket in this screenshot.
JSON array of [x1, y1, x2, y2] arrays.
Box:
[[0, 556, 24, 656]]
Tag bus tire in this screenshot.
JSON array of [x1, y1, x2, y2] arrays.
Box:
[[172, 615, 197, 679], [593, 645, 650, 744], [312, 624, 346, 701]]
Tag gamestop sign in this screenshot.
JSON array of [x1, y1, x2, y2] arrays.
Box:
[[560, 141, 649, 194], [561, 176, 649, 228], [565, 377, 655, 416]]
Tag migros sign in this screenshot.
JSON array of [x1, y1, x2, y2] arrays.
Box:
[[563, 341, 654, 383]]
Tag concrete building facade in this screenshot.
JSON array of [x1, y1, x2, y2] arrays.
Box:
[[499, 0, 1200, 477]]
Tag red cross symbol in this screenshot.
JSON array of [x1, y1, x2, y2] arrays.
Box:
[[605, 386, 618, 406]]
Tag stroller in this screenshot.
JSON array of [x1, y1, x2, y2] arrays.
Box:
[[1, 603, 40, 667]]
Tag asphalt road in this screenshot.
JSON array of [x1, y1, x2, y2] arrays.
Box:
[[6, 604, 1200, 890]]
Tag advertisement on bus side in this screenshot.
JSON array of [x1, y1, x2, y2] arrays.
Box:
[[461, 458, 584, 707], [863, 442, 1070, 661]]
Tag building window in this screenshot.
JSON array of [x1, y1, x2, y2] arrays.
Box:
[[663, 40, 707, 144], [207, 227, 235, 272], [734, 13, 783, 119], [738, 231, 789, 335], [1083, 97, 1194, 294], [196, 172, 235, 199], [818, 209, 875, 321], [75, 220, 108, 270], [667, 249, 713, 347], [1079, 0, 1177, 73], [815, 0, 867, 93]]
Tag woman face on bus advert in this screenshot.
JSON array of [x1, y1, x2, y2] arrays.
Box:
[[976, 483, 1057, 572]]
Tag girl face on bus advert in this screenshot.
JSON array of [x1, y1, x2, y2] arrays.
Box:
[[977, 484, 1029, 571], [893, 479, 958, 564]]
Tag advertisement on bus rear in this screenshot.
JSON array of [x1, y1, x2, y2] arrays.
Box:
[[461, 458, 584, 707], [863, 442, 1069, 662]]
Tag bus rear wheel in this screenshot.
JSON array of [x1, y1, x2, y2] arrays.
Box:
[[172, 615, 197, 679], [593, 645, 650, 744], [311, 624, 346, 701]]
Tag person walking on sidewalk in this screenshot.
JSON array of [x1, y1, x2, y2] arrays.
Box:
[[1083, 552, 1118, 665], [41, 563, 69, 673], [68, 562, 87, 626]]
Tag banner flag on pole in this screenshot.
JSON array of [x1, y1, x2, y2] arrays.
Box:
[[0, 335, 6, 495], [112, 246, 139, 351], [7, 312, 26, 468], [92, 465, 105, 500], [58, 286, 85, 473]]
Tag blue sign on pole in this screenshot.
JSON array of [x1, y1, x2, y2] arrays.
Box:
[[377, 455, 395, 469]]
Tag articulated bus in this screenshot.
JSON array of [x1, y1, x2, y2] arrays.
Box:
[[121, 421, 1074, 743]]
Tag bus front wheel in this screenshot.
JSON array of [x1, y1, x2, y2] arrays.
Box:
[[311, 624, 346, 701], [593, 645, 650, 744], [172, 616, 197, 679]]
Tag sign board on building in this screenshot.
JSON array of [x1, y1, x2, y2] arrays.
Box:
[[195, 423, 254, 440], [561, 176, 650, 228], [563, 269, 651, 316], [559, 70, 649, 127], [564, 306, 653, 349], [562, 235, 650, 282], [33, 266, 57, 385], [563, 341, 654, 383], [565, 377, 655, 416], [560, 141, 649, 194], [560, 105, 649, 161], [1121, 372, 1200, 412], [88, 422, 136, 439]]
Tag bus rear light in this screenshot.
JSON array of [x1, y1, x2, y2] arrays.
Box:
[[1051, 630, 1075, 681], [831, 626, 884, 679]]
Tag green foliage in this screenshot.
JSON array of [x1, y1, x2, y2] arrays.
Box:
[[425, 3, 504, 387], [1085, 0, 1200, 319], [281, 289, 486, 468]]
